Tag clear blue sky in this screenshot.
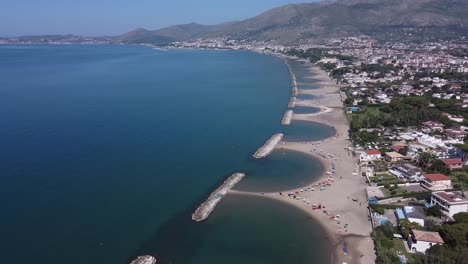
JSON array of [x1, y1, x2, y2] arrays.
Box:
[[1, 0, 318, 36]]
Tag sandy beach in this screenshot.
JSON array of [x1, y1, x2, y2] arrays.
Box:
[[230, 57, 375, 264]]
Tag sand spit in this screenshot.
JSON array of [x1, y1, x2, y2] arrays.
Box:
[[253, 133, 284, 159], [281, 110, 293, 126], [192, 173, 246, 222]]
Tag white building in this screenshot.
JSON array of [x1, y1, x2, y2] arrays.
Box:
[[408, 230, 444, 253], [431, 191, 468, 217], [421, 174, 452, 191], [401, 206, 426, 227], [389, 163, 424, 181], [360, 149, 381, 162]]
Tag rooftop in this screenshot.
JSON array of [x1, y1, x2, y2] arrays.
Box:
[[366, 149, 381, 155], [404, 206, 425, 220], [424, 173, 451, 182], [433, 191, 468, 204], [386, 151, 405, 158], [412, 230, 444, 244], [442, 159, 463, 166], [391, 145, 406, 152]]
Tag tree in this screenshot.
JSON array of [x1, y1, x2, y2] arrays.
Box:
[[453, 144, 468, 161], [424, 217, 441, 231], [344, 97, 354, 106], [429, 159, 449, 174], [426, 205, 443, 218], [376, 247, 400, 264], [453, 212, 468, 224], [439, 223, 468, 249], [376, 221, 394, 239], [418, 152, 437, 168]]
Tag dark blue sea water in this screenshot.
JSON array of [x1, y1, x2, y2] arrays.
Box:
[[0, 45, 331, 264]]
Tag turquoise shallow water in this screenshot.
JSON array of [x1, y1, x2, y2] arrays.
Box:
[[0, 45, 331, 264]]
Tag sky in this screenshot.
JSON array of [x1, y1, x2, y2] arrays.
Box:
[[1, 0, 318, 37]]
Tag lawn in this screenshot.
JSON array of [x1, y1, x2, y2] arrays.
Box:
[[393, 240, 413, 262], [370, 174, 400, 186]]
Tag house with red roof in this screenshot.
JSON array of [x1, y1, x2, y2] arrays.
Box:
[[421, 173, 452, 191], [441, 158, 464, 170], [391, 145, 406, 153], [360, 149, 382, 162]]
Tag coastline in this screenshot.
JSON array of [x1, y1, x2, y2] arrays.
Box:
[[229, 54, 375, 264]]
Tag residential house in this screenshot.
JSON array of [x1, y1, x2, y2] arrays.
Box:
[[389, 163, 424, 181], [444, 113, 464, 123], [421, 174, 452, 191], [408, 230, 444, 253], [431, 191, 468, 217], [360, 149, 382, 162], [422, 121, 444, 132], [391, 145, 407, 153], [396, 206, 426, 227], [385, 152, 405, 162], [445, 129, 468, 141], [441, 158, 464, 170]]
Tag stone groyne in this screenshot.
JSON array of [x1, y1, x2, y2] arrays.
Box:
[[253, 133, 284, 159], [282, 110, 293, 126], [192, 172, 246, 222], [130, 256, 157, 264], [288, 97, 296, 108], [286, 61, 298, 97]]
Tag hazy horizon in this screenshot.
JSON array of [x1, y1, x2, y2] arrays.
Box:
[[1, 0, 319, 37]]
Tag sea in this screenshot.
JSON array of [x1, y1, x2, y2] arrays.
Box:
[[0, 45, 332, 264]]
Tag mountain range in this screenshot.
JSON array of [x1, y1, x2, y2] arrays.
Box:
[[116, 0, 468, 44], [3, 0, 468, 45]]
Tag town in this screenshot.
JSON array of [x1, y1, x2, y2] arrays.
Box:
[[171, 36, 468, 263]]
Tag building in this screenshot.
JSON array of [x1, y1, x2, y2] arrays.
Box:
[[441, 158, 464, 170], [389, 163, 424, 181], [444, 113, 464, 123], [396, 206, 426, 227], [385, 151, 405, 162], [360, 149, 382, 162], [391, 145, 407, 153], [445, 129, 468, 141], [408, 230, 444, 253], [431, 191, 468, 217], [423, 121, 444, 131], [422, 174, 452, 191]]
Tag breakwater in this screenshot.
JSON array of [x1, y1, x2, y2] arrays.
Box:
[[288, 97, 296, 107], [130, 256, 157, 264], [286, 62, 298, 97], [282, 110, 293, 126], [192, 172, 246, 222], [253, 133, 284, 158]]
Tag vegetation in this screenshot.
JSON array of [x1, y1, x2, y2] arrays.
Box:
[[370, 204, 400, 215], [348, 96, 455, 132], [426, 205, 443, 218], [410, 213, 468, 264], [372, 222, 402, 264]]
